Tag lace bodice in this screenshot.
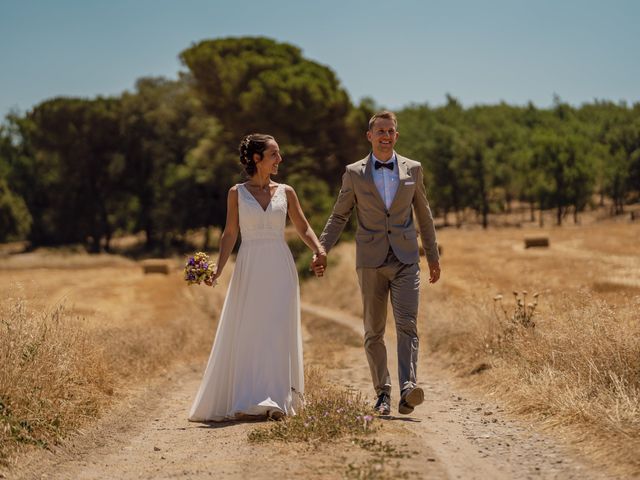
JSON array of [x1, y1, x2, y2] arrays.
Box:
[[237, 183, 287, 242]]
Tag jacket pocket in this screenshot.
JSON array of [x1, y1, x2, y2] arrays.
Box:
[[402, 230, 418, 240], [356, 233, 374, 243]]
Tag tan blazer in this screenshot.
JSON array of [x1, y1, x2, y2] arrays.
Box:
[[320, 154, 440, 268]]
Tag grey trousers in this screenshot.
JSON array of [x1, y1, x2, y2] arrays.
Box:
[[356, 248, 420, 397]]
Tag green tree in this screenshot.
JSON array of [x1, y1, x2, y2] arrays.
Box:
[[0, 177, 31, 242], [0, 124, 31, 241], [119, 77, 206, 251], [179, 36, 366, 197], [603, 114, 640, 213], [398, 97, 467, 226], [17, 97, 123, 250], [531, 126, 592, 226]]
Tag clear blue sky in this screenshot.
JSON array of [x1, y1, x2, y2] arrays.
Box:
[[1, 0, 639, 118]]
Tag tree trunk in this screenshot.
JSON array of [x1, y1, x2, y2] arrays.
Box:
[[100, 201, 112, 252], [203, 226, 211, 251], [144, 221, 155, 250], [482, 197, 489, 230], [529, 200, 536, 222], [88, 234, 101, 254], [104, 232, 112, 252]]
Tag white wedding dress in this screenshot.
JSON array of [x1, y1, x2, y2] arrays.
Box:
[[188, 183, 304, 422]]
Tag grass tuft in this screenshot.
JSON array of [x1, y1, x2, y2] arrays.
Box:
[[248, 367, 379, 444]]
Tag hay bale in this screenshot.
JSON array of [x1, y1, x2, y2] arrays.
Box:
[[524, 237, 549, 249], [141, 259, 170, 275]]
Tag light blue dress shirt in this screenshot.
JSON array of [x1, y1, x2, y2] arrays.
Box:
[[370, 152, 399, 210]]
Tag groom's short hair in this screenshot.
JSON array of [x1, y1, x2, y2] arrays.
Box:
[[368, 111, 397, 131]]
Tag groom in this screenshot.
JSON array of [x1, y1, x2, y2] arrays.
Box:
[[314, 111, 440, 415]]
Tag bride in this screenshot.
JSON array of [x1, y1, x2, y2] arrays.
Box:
[[188, 133, 326, 422]]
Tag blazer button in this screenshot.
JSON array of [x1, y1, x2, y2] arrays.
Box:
[[386, 213, 390, 217], [387, 230, 391, 234]]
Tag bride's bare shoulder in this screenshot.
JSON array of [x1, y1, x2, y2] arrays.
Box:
[[230, 183, 246, 192], [227, 185, 242, 201], [281, 184, 297, 197]]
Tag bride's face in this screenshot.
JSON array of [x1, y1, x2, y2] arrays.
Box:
[[255, 140, 282, 175]]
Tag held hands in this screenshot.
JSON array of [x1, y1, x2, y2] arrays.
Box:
[[428, 262, 441, 284], [310, 251, 327, 277]]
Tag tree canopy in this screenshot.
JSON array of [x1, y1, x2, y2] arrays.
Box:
[[1, 37, 639, 252]]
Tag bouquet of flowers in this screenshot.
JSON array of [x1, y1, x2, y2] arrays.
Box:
[[184, 252, 217, 286]]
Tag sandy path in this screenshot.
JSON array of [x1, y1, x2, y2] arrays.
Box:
[[11, 303, 610, 480], [300, 303, 609, 480]]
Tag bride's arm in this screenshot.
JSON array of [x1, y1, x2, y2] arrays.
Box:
[[210, 186, 240, 284], [284, 185, 326, 272]]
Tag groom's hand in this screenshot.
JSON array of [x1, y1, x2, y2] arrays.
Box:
[[310, 252, 327, 277], [428, 262, 441, 284]]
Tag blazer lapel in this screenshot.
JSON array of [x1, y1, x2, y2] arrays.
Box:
[[361, 154, 387, 210], [389, 155, 411, 211], [397, 156, 410, 182]]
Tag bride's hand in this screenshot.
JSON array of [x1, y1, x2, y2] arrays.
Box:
[[205, 269, 221, 287], [310, 252, 327, 277]]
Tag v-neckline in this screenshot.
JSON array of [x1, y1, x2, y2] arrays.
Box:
[[242, 183, 280, 212]]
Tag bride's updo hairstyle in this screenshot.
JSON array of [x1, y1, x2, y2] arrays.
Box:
[[239, 133, 275, 177]]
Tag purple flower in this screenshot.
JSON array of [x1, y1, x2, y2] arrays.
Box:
[[188, 258, 195, 266]]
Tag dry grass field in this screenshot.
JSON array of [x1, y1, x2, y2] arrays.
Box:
[[302, 219, 640, 475], [0, 250, 229, 467], [1, 217, 638, 477]]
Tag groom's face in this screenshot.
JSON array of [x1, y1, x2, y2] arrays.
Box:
[[367, 118, 398, 160]]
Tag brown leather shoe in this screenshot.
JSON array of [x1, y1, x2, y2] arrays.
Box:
[[398, 386, 424, 414]]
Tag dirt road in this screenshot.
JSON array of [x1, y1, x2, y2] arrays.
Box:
[[12, 303, 609, 480]]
